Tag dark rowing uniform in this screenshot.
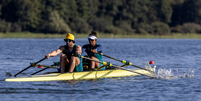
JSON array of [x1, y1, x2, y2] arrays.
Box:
[[82, 43, 105, 70], [62, 44, 83, 72]]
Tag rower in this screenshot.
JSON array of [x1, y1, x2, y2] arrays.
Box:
[[82, 31, 105, 70], [45, 33, 83, 73]]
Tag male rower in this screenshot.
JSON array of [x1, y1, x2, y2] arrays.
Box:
[[45, 33, 83, 73], [82, 31, 105, 70]]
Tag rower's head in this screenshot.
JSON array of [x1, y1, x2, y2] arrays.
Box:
[[88, 31, 97, 45], [64, 33, 75, 47]]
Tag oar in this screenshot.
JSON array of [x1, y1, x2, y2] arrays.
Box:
[[99, 53, 155, 74], [31, 64, 59, 75], [95, 64, 126, 70], [31, 67, 49, 75], [31, 62, 60, 75], [35, 64, 59, 69], [79, 55, 156, 78], [14, 58, 46, 77]]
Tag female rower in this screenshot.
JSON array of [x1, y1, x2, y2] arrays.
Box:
[[82, 31, 105, 70]]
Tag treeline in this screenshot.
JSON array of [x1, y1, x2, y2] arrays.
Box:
[[0, 0, 201, 35]]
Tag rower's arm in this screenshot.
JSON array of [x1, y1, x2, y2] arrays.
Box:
[[45, 46, 64, 59], [91, 44, 102, 53], [76, 45, 82, 55]]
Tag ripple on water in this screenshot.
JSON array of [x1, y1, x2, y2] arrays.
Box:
[[1, 39, 201, 101]]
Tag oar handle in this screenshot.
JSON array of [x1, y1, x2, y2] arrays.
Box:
[[14, 58, 46, 77]]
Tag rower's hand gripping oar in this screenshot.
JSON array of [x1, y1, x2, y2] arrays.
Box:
[[99, 53, 155, 74], [14, 58, 46, 77], [78, 55, 157, 78]]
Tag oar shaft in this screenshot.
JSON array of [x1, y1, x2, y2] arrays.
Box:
[[112, 65, 155, 78], [100, 53, 122, 62], [100, 53, 155, 74], [80, 56, 156, 78], [14, 58, 46, 77], [37, 64, 59, 69], [31, 64, 58, 75], [31, 67, 49, 75], [14, 66, 32, 77]]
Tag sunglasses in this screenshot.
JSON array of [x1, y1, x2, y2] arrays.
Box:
[[64, 39, 72, 42], [88, 38, 95, 41]]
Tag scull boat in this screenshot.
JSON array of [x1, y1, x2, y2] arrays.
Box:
[[5, 55, 156, 82], [5, 68, 155, 82]]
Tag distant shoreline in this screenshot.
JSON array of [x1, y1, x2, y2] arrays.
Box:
[[1, 32, 201, 39]]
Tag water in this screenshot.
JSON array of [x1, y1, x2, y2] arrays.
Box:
[[0, 38, 201, 101]]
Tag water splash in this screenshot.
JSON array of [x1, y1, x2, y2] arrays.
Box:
[[144, 63, 156, 76], [157, 68, 174, 78], [156, 68, 195, 79], [144, 63, 156, 72], [144, 63, 195, 79], [175, 68, 195, 78]]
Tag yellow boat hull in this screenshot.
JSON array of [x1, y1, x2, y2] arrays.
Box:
[[5, 69, 155, 82]]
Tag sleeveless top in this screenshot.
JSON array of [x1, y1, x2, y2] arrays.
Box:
[[62, 44, 78, 61], [62, 44, 83, 72], [82, 43, 103, 61]]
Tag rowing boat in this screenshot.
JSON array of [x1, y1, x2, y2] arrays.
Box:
[[6, 55, 156, 82], [5, 68, 155, 82]]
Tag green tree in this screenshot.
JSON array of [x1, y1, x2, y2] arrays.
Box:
[[29, 0, 41, 30], [170, 0, 184, 26], [70, 17, 90, 33], [182, 0, 201, 24], [98, 0, 122, 25], [0, 0, 18, 22], [15, 0, 41, 31], [1, 0, 42, 31], [157, 0, 172, 23], [66, 0, 78, 21], [88, 17, 109, 32], [151, 22, 170, 35], [126, 0, 150, 24], [43, 10, 71, 33], [0, 0, 176, 34], [87, 0, 100, 18], [0, 19, 11, 33], [76, 0, 89, 20], [39, 0, 78, 23]]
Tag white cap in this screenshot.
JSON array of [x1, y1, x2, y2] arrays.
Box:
[[88, 35, 97, 40]]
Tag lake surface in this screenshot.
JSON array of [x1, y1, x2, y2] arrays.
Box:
[[0, 38, 200, 101]]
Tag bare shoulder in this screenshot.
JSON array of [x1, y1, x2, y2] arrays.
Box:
[[59, 45, 65, 50], [77, 45, 81, 48], [76, 45, 82, 51], [76, 45, 81, 49]]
